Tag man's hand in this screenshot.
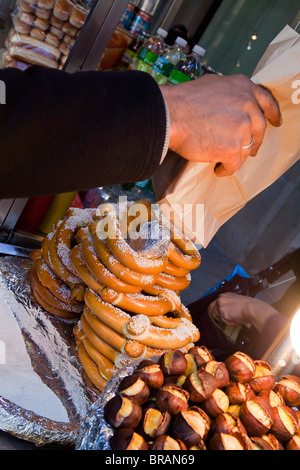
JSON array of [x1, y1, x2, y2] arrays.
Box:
[[207, 292, 280, 333], [160, 74, 282, 176]]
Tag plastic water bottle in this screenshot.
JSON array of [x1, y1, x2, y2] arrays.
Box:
[[118, 33, 147, 70], [151, 36, 187, 85], [134, 27, 168, 73], [168, 44, 206, 84]]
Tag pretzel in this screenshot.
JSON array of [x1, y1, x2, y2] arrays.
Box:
[[89, 221, 158, 288], [83, 306, 146, 359], [55, 207, 96, 277], [36, 257, 80, 306], [97, 203, 168, 275], [31, 260, 83, 317], [167, 236, 201, 271], [156, 272, 191, 291], [85, 289, 199, 350], [32, 282, 81, 319], [99, 286, 181, 317], [70, 244, 104, 294], [79, 313, 165, 368], [73, 325, 117, 381], [79, 229, 142, 294], [164, 261, 190, 278], [74, 336, 108, 392], [42, 228, 83, 291]]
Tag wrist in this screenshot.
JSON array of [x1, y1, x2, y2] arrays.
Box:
[[246, 298, 279, 333]]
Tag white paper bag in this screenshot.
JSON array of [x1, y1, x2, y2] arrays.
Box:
[[153, 26, 300, 247]]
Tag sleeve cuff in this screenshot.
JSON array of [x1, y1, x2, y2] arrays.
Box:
[[160, 94, 170, 164]]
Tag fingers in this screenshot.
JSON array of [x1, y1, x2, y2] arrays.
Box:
[[253, 84, 282, 128]]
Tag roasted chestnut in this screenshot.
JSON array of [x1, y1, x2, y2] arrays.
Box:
[[104, 394, 142, 429], [202, 360, 230, 388], [138, 407, 171, 440], [212, 411, 247, 436], [202, 388, 229, 418], [135, 360, 164, 390], [172, 406, 211, 446], [270, 405, 299, 442], [184, 369, 216, 402], [187, 346, 214, 368], [286, 434, 300, 450], [225, 381, 255, 405], [151, 435, 187, 450], [274, 375, 300, 407], [249, 361, 275, 393], [118, 374, 150, 405], [155, 384, 189, 415], [209, 432, 252, 450], [239, 397, 274, 437], [159, 350, 188, 376], [110, 428, 148, 450], [225, 351, 256, 383]]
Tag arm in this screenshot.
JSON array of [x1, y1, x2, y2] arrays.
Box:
[[0, 66, 167, 198], [207, 292, 282, 333]]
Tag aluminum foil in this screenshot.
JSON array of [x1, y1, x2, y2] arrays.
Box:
[[0, 256, 95, 447], [76, 355, 164, 450], [76, 361, 147, 450]]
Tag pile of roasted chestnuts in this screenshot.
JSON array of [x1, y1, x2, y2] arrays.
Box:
[[103, 347, 300, 450]]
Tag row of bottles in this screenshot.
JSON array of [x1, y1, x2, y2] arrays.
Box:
[[119, 27, 215, 85]]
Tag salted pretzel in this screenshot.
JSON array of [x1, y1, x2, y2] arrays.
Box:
[[42, 227, 85, 300], [89, 221, 158, 288], [79, 228, 143, 294], [97, 203, 168, 275], [74, 335, 108, 392], [79, 312, 165, 367], [167, 236, 201, 271], [74, 324, 117, 381], [84, 289, 199, 350], [55, 207, 96, 277], [31, 260, 83, 318], [156, 272, 191, 291], [163, 261, 190, 278], [70, 244, 104, 294], [36, 257, 80, 306], [99, 286, 181, 317]]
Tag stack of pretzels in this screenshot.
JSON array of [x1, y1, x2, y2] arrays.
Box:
[[30, 201, 201, 393]]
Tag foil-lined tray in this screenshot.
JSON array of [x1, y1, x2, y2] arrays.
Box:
[[0, 256, 95, 447]]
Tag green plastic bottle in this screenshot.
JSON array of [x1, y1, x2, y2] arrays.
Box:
[[134, 27, 168, 74], [168, 44, 206, 84], [151, 36, 187, 85]]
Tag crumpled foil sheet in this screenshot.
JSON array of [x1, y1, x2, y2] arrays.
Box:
[[0, 256, 94, 447], [76, 361, 142, 450]]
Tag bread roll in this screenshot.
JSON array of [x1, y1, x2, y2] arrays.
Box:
[[62, 21, 78, 37], [58, 40, 71, 56], [50, 14, 63, 28], [13, 16, 32, 34], [62, 34, 75, 46], [37, 0, 54, 10], [49, 25, 64, 40], [45, 31, 60, 47], [34, 17, 50, 31], [19, 1, 35, 14], [69, 4, 88, 29], [35, 7, 51, 20], [53, 0, 71, 21], [18, 11, 35, 26], [30, 26, 46, 40]]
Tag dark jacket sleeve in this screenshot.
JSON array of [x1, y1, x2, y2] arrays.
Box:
[[0, 66, 167, 198]]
